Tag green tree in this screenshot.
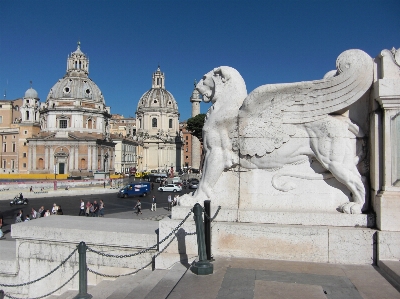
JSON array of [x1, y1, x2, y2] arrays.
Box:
[[186, 113, 206, 142]]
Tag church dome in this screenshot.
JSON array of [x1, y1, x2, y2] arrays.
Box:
[[25, 87, 38, 99], [47, 77, 104, 103], [137, 88, 178, 112], [136, 66, 179, 113], [46, 42, 105, 104]]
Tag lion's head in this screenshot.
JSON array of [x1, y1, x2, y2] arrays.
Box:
[[196, 66, 247, 105]]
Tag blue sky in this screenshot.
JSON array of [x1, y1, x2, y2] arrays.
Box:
[[0, 0, 399, 121]]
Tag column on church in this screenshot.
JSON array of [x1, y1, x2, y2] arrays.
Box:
[[88, 145, 92, 171], [74, 145, 79, 170], [45, 146, 49, 170], [49, 147, 54, 172]]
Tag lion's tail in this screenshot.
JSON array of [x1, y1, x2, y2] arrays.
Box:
[[272, 172, 334, 192]]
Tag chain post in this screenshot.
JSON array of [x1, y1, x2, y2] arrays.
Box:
[[204, 200, 212, 261], [73, 242, 92, 299], [191, 203, 213, 275]]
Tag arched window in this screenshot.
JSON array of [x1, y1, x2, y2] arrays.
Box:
[[169, 119, 173, 128], [87, 119, 92, 129], [152, 118, 157, 128]]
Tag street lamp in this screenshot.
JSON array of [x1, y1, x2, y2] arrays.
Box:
[[104, 152, 109, 172]]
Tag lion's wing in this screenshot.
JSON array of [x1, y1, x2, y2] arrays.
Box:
[[238, 49, 373, 156]]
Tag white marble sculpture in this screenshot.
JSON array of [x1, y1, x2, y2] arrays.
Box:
[[180, 49, 374, 214]]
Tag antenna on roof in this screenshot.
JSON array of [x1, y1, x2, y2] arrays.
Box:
[[30, 80, 32, 88]]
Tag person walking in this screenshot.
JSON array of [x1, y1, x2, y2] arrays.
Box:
[[99, 200, 105, 217], [167, 194, 172, 211], [134, 199, 142, 215], [85, 201, 91, 216], [93, 201, 99, 217], [151, 195, 156, 211], [79, 199, 85, 216]]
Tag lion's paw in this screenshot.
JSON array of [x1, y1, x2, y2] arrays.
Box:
[[338, 202, 362, 214]]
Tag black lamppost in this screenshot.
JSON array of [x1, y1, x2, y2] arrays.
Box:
[[104, 152, 109, 172]]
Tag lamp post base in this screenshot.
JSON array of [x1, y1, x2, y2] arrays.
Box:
[[191, 260, 214, 275]]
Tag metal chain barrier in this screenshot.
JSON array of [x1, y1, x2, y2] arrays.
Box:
[[0, 247, 78, 288], [202, 205, 221, 222], [87, 209, 192, 259], [3, 271, 78, 299], [88, 229, 181, 278], [86, 208, 196, 278]]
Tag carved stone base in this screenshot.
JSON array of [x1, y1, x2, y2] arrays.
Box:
[[158, 217, 376, 265], [375, 191, 400, 231]]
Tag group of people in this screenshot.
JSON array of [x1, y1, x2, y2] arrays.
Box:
[[15, 203, 63, 223], [133, 194, 178, 215], [79, 199, 105, 217]]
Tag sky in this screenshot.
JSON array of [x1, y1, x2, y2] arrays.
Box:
[[0, 0, 399, 121]]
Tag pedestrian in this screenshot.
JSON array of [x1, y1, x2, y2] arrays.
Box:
[[167, 194, 172, 211], [134, 199, 142, 215], [44, 210, 51, 217], [15, 212, 22, 223], [57, 205, 64, 215], [89, 203, 94, 217], [151, 182, 154, 190], [99, 200, 105, 217], [173, 194, 178, 206], [151, 195, 156, 211], [38, 206, 45, 218], [79, 199, 85, 216], [93, 201, 99, 217], [51, 203, 58, 215], [103, 181, 106, 188], [85, 201, 91, 216], [30, 186, 33, 192], [24, 214, 30, 222], [31, 207, 37, 219]]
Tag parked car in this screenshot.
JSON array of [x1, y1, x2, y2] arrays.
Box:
[[189, 182, 198, 189], [189, 178, 199, 184], [158, 184, 182, 192]]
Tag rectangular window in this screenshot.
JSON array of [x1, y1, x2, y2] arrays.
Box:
[[59, 119, 67, 128], [23, 152, 27, 157], [4, 136, 6, 139], [186, 136, 188, 140], [2, 143, 6, 152], [23, 163, 26, 168], [2, 160, 5, 168], [12, 143, 16, 152], [0, 116, 2, 123], [11, 160, 15, 169]]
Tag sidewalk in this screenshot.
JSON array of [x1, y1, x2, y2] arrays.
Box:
[[169, 257, 400, 299], [0, 185, 117, 201]]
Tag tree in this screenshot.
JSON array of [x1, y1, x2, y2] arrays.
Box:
[[186, 114, 206, 142]]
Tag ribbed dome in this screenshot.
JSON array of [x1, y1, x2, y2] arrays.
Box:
[[25, 87, 38, 99], [137, 88, 178, 112], [47, 77, 104, 103]]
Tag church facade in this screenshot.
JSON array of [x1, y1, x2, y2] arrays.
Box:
[[27, 43, 115, 176], [135, 67, 182, 173]]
